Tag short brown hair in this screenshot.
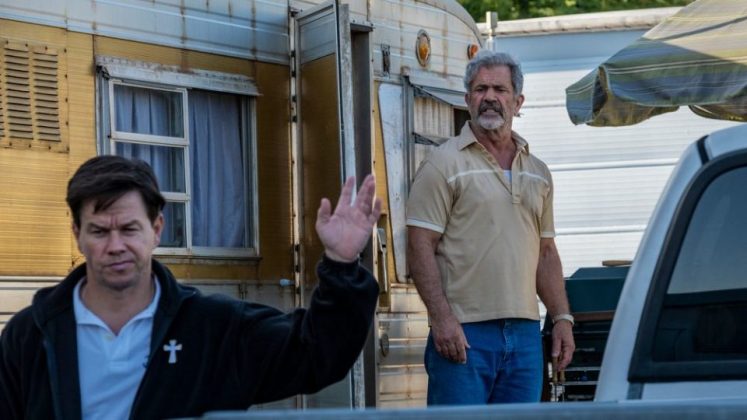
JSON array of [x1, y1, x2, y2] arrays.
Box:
[[67, 155, 166, 228]]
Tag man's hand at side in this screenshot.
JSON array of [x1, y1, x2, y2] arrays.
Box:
[[552, 320, 574, 370], [431, 313, 470, 364]]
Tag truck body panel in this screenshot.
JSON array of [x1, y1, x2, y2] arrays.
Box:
[[598, 124, 747, 401]]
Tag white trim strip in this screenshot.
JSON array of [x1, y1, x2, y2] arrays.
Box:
[[519, 171, 549, 185], [556, 224, 647, 235], [0, 276, 63, 282], [549, 158, 677, 172], [447, 169, 495, 183], [540, 231, 556, 238], [446, 169, 549, 186], [406, 219, 445, 233]]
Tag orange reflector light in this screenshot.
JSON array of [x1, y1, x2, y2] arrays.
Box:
[[467, 44, 479, 60], [416, 30, 431, 67]]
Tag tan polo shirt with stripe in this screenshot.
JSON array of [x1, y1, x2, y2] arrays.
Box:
[[406, 123, 555, 323]]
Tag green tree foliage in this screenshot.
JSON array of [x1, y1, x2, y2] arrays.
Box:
[[459, 0, 696, 23]]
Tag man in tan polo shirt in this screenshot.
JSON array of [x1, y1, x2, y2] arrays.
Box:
[[406, 50, 574, 405]]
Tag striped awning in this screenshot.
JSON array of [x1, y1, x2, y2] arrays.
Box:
[[566, 0, 747, 127]]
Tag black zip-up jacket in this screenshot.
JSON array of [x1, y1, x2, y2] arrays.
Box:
[[0, 257, 378, 419]]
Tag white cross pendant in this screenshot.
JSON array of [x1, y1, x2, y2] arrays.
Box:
[[163, 339, 183, 364]]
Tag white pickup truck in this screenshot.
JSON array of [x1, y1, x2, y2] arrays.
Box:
[[595, 123, 747, 401]]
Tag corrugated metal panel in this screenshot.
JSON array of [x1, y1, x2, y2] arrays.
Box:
[[555, 232, 643, 276], [552, 165, 673, 231], [517, 73, 740, 167], [0, 0, 289, 64], [379, 365, 427, 408], [0, 278, 61, 334], [378, 286, 428, 408], [0, 150, 72, 275]]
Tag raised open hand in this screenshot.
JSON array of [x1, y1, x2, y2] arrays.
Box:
[[316, 175, 382, 263]]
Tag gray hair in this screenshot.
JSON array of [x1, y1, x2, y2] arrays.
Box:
[[463, 50, 524, 96]]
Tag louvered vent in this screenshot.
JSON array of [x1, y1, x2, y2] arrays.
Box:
[[0, 52, 3, 138], [1, 40, 61, 143]]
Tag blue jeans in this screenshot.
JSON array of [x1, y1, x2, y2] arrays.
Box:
[[424, 319, 542, 405]]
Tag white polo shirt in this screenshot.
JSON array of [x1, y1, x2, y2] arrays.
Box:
[[73, 277, 161, 420]]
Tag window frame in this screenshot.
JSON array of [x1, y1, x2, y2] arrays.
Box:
[[95, 60, 259, 259], [629, 149, 747, 383]]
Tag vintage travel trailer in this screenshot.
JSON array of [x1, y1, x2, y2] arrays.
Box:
[[0, 0, 481, 409]]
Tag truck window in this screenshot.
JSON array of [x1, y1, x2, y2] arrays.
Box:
[[653, 166, 747, 362], [630, 157, 747, 382]]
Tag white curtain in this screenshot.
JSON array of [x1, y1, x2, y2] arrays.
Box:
[[189, 90, 246, 248], [113, 85, 246, 248]]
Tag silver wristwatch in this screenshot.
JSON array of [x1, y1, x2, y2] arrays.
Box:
[[552, 313, 575, 326]]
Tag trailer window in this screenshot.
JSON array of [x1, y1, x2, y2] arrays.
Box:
[[411, 96, 455, 180], [97, 65, 258, 257]]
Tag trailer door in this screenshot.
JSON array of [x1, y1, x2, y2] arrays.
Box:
[[293, 0, 372, 409]]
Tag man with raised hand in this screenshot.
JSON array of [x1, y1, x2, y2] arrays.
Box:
[[0, 155, 381, 419]]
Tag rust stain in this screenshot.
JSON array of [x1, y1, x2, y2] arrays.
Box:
[[440, 10, 448, 78], [249, 0, 256, 60], [179, 0, 188, 53]]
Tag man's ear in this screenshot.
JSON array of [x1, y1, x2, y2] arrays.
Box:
[[514, 93, 525, 115], [152, 212, 164, 247], [72, 222, 82, 252]]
